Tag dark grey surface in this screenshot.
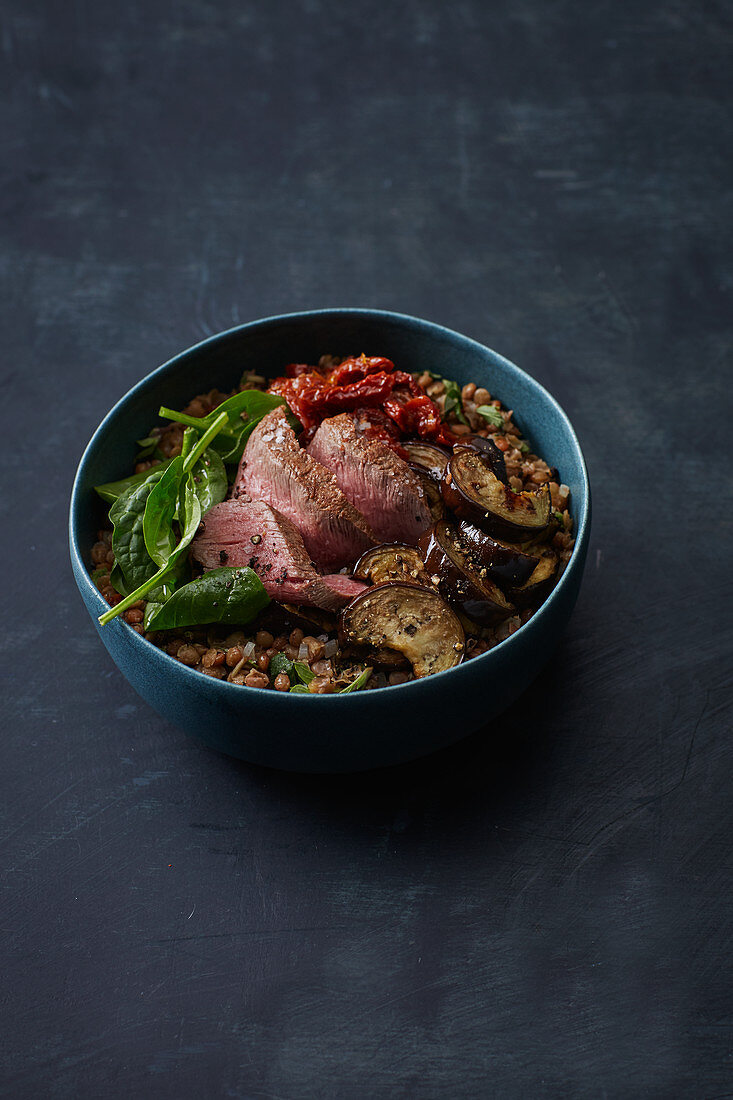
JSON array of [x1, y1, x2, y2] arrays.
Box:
[[1, 1, 731, 1097]]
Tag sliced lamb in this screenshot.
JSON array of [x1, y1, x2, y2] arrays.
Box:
[[307, 413, 432, 544], [234, 407, 376, 570], [191, 500, 366, 612]]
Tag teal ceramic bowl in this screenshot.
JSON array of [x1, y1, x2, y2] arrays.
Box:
[[70, 309, 590, 773]]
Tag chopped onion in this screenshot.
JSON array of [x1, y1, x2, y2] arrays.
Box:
[[242, 641, 256, 660], [323, 639, 338, 658], [297, 642, 310, 661]]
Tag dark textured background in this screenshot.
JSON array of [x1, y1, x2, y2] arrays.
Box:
[[2, 1, 731, 1096]]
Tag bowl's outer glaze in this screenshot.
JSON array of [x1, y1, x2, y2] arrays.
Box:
[[70, 309, 590, 773]]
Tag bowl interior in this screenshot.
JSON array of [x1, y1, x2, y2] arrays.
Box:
[[72, 309, 589, 569]]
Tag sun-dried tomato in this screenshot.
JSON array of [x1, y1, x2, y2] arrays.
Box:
[[326, 355, 395, 386], [383, 390, 456, 446], [268, 355, 453, 445]]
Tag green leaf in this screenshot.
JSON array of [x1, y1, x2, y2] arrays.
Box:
[[135, 435, 164, 461], [270, 653, 295, 680], [188, 448, 227, 513], [99, 407, 238, 627], [339, 667, 373, 693], [209, 402, 288, 465], [289, 684, 310, 693], [143, 457, 184, 567], [518, 440, 530, 454], [110, 562, 129, 597], [143, 601, 164, 630], [160, 391, 287, 465], [145, 567, 270, 631], [142, 563, 189, 629], [98, 494, 203, 626], [94, 458, 175, 504], [428, 372, 468, 425], [476, 404, 504, 429], [109, 467, 168, 593], [293, 661, 315, 686], [178, 476, 202, 541], [210, 389, 285, 434], [145, 570, 184, 606]]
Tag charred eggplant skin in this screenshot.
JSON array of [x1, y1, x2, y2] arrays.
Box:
[[339, 582, 465, 679], [409, 466, 446, 521], [339, 642, 409, 670], [353, 544, 432, 588], [442, 451, 551, 541], [457, 521, 538, 588], [453, 434, 509, 485], [261, 602, 337, 637], [510, 548, 559, 608], [403, 441, 450, 480], [418, 521, 515, 625]]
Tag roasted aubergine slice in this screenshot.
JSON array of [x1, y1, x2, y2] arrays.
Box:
[[419, 521, 516, 625], [456, 521, 539, 588], [354, 544, 433, 589], [509, 548, 559, 607], [339, 582, 465, 679], [442, 450, 551, 541]]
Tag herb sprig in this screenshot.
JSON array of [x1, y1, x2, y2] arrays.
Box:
[[476, 404, 504, 429], [427, 372, 468, 425]]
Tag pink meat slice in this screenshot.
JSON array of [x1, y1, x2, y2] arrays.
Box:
[[234, 407, 376, 570], [307, 413, 432, 544], [191, 500, 367, 612]]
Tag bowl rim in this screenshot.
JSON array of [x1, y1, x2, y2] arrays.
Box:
[[69, 306, 591, 701]]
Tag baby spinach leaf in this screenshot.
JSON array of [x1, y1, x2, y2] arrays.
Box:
[[209, 394, 288, 464], [109, 467, 167, 593], [178, 475, 202, 540], [339, 667, 373, 693], [110, 562, 129, 597], [142, 563, 189, 629], [145, 567, 269, 631], [477, 404, 504, 429], [159, 391, 286, 465], [189, 448, 227, 511], [99, 498, 202, 625], [143, 601, 164, 630], [289, 684, 310, 693], [146, 563, 187, 607], [98, 411, 229, 626], [135, 435, 165, 461], [95, 458, 174, 504], [209, 389, 284, 433], [143, 457, 184, 567]]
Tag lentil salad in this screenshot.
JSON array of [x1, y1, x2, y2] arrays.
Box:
[[91, 356, 575, 693]]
